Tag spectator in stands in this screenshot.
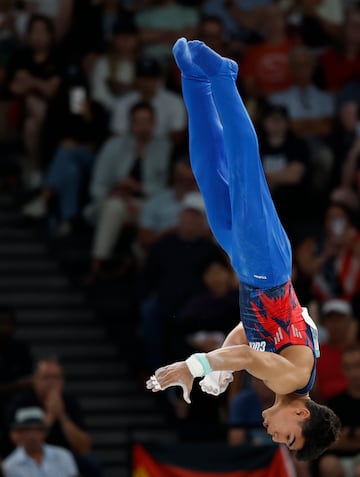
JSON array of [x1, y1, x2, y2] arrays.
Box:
[[6, 357, 101, 477], [341, 120, 360, 199], [318, 346, 360, 477], [90, 18, 139, 114], [258, 103, 310, 232], [297, 0, 345, 49], [85, 100, 172, 280], [295, 201, 360, 303], [26, 0, 74, 45], [228, 376, 274, 446], [202, 0, 271, 42], [134, 0, 199, 63], [21, 82, 108, 237], [111, 56, 187, 144], [240, 4, 295, 98], [3, 406, 79, 477], [137, 157, 197, 252], [320, 4, 360, 93], [7, 14, 62, 189], [314, 300, 357, 402], [271, 45, 335, 194], [176, 255, 239, 356], [140, 191, 221, 372]]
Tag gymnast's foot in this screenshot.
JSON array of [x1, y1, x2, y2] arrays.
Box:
[[172, 37, 206, 79], [187, 40, 238, 79]]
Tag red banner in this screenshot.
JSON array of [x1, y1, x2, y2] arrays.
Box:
[[132, 442, 295, 477]]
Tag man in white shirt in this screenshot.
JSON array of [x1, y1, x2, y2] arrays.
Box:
[[2, 407, 79, 477], [111, 56, 187, 144]]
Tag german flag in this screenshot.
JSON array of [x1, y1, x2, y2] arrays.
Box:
[[132, 442, 295, 477]]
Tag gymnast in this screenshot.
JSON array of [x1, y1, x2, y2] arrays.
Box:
[[146, 38, 341, 461]]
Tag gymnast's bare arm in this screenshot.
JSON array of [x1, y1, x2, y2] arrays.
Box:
[[147, 334, 314, 401]]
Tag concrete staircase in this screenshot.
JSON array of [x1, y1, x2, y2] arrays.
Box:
[[0, 196, 177, 477]]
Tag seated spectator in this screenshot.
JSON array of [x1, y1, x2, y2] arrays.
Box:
[[111, 56, 187, 145], [258, 103, 310, 232], [85, 100, 172, 279], [134, 0, 199, 63], [295, 201, 360, 303], [6, 14, 62, 189], [3, 406, 79, 477], [314, 300, 357, 402], [176, 255, 239, 355], [271, 45, 335, 193], [27, 0, 74, 44], [21, 83, 108, 237], [197, 14, 229, 56], [202, 0, 272, 43], [340, 119, 360, 198], [297, 0, 345, 49], [240, 4, 295, 98], [140, 191, 221, 372], [6, 357, 101, 477], [228, 376, 274, 446], [318, 346, 360, 477], [90, 17, 139, 114], [319, 4, 360, 93], [137, 157, 197, 252]]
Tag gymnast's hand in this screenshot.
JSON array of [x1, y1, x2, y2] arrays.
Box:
[[146, 362, 194, 404], [199, 370, 234, 396]]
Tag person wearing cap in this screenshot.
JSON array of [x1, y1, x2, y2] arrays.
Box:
[[6, 357, 101, 477], [2, 406, 79, 477], [314, 299, 357, 402], [147, 38, 341, 462], [110, 55, 187, 144]]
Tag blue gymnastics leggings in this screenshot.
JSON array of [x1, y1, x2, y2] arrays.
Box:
[[177, 41, 292, 289]]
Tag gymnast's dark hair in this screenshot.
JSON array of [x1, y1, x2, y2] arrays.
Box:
[[296, 400, 341, 461]]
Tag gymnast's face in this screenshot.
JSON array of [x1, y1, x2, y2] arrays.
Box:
[[262, 403, 310, 451]]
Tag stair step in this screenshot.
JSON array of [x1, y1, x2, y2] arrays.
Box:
[[80, 397, 155, 412], [0, 260, 59, 273], [32, 344, 119, 359], [17, 326, 105, 341], [0, 276, 69, 289], [0, 292, 84, 307], [0, 242, 47, 255], [0, 227, 35, 239], [63, 362, 128, 378], [130, 429, 178, 443], [104, 467, 129, 477], [92, 431, 129, 446], [66, 380, 138, 394], [86, 413, 165, 428], [94, 448, 128, 464], [17, 309, 95, 324]]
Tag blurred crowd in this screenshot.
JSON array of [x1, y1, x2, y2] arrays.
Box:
[[0, 0, 359, 476]]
